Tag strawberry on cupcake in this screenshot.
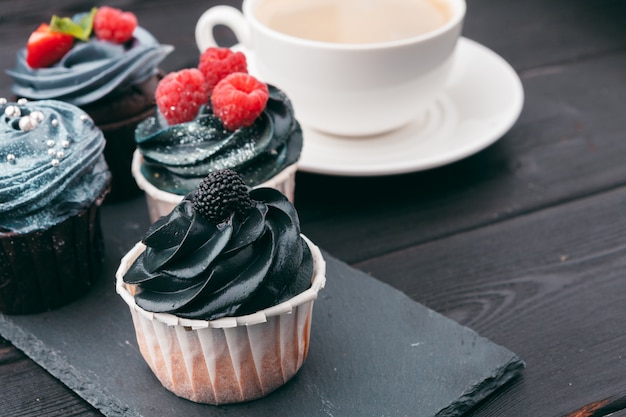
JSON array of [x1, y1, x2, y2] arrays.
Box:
[[7, 6, 173, 201], [25, 6, 140, 69]]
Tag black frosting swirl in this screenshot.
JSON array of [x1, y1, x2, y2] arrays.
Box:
[[135, 85, 302, 195], [123, 187, 313, 320]]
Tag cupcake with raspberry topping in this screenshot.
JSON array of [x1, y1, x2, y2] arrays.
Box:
[[6, 6, 173, 200], [116, 169, 325, 404], [131, 47, 302, 223], [0, 98, 111, 314]]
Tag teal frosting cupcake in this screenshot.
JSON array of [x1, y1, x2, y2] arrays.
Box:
[[0, 99, 111, 314], [1, 99, 111, 233]]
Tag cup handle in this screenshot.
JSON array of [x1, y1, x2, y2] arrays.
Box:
[[195, 6, 250, 52]]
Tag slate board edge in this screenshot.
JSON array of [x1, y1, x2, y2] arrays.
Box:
[[0, 250, 526, 417], [326, 253, 527, 417], [437, 357, 525, 417], [0, 313, 138, 417]]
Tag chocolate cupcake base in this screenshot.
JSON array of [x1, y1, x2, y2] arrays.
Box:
[[100, 106, 157, 202], [0, 192, 108, 315], [84, 73, 162, 202]]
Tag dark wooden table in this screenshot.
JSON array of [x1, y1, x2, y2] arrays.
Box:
[[2, 1, 626, 416]]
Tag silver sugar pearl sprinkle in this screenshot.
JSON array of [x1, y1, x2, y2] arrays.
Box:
[[17, 98, 28, 105], [61, 140, 70, 148], [51, 159, 60, 167], [4, 105, 20, 118], [7, 154, 15, 163], [48, 149, 56, 156], [56, 151, 65, 159], [51, 119, 58, 127], [30, 111, 44, 123], [19, 116, 35, 132], [80, 114, 89, 122], [46, 140, 55, 147], [0, 98, 6, 105]]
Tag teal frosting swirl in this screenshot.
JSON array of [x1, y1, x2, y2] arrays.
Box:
[[6, 27, 173, 106], [135, 85, 302, 195], [0, 100, 111, 234], [123, 187, 313, 320]]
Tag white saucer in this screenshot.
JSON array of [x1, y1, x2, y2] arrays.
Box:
[[239, 37, 524, 176]]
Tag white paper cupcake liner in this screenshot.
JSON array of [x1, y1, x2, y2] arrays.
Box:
[[131, 149, 298, 223], [116, 235, 326, 404]]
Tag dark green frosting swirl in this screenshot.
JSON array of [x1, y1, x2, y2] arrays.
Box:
[[123, 187, 313, 320], [134, 85, 302, 195]]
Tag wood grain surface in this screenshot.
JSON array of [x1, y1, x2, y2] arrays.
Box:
[[1, 0, 625, 416]]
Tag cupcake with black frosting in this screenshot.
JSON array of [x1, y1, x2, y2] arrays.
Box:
[[116, 169, 325, 404], [0, 98, 111, 314], [131, 47, 302, 223], [6, 6, 173, 200]]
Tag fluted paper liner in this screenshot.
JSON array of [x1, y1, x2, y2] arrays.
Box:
[[115, 235, 326, 404], [131, 150, 298, 223]]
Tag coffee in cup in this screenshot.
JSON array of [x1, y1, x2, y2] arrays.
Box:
[[257, 0, 452, 44], [196, 0, 465, 137]]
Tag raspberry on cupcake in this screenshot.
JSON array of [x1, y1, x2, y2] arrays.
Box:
[[132, 47, 303, 222], [93, 6, 138, 44], [198, 47, 248, 93], [24, 6, 139, 69], [7, 6, 173, 201], [155, 61, 268, 131], [211, 72, 269, 130], [155, 68, 209, 125]]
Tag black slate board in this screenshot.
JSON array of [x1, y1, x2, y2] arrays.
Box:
[[0, 199, 524, 417]]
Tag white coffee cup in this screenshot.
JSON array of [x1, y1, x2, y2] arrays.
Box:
[[196, 0, 466, 137]]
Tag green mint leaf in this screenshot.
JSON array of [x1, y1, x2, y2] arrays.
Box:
[[49, 7, 97, 41], [75, 8, 98, 38]]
